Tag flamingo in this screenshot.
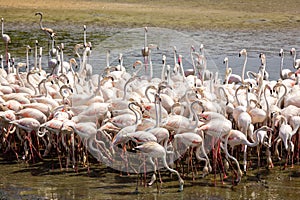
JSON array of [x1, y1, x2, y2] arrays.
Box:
[[38, 118, 66, 159], [83, 25, 87, 47], [274, 114, 299, 168], [0, 54, 8, 78], [2, 99, 22, 112], [186, 45, 197, 77], [134, 141, 184, 192], [223, 57, 241, 84], [198, 111, 232, 183], [1, 18, 11, 66], [290, 48, 300, 69], [198, 111, 232, 137], [35, 12, 56, 62], [256, 53, 268, 99], [2, 93, 31, 105], [9, 117, 42, 162], [279, 48, 294, 80], [235, 84, 254, 173], [15, 108, 47, 124], [35, 12, 55, 39], [239, 49, 248, 84], [221, 128, 265, 184], [61, 121, 111, 164], [162, 99, 202, 134], [196, 44, 209, 83], [252, 125, 273, 169], [111, 101, 142, 174], [173, 131, 211, 179], [141, 27, 149, 72], [144, 93, 170, 152]]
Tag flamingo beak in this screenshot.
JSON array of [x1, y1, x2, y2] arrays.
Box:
[[199, 114, 208, 121]]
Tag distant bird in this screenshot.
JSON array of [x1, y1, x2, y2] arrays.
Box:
[[1, 18, 11, 66], [223, 57, 241, 84], [290, 48, 300, 69], [279, 48, 294, 80], [239, 49, 248, 84], [35, 12, 56, 39], [35, 12, 56, 61]]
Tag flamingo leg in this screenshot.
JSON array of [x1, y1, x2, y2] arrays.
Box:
[[211, 136, 217, 186], [297, 133, 300, 164], [56, 134, 63, 171], [25, 131, 36, 163], [217, 141, 227, 182], [243, 144, 248, 173]]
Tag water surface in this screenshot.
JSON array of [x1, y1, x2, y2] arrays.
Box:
[[2, 27, 299, 81], [1, 26, 300, 199], [1, 158, 300, 200]]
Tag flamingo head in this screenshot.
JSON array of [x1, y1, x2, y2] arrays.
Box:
[[279, 48, 284, 57], [223, 57, 228, 64], [35, 12, 43, 16], [290, 47, 296, 56], [239, 49, 247, 57]]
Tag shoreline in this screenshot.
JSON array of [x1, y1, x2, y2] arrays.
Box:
[[1, 0, 300, 32]]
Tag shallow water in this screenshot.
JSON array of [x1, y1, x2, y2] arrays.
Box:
[[1, 26, 300, 199], [2, 27, 300, 81], [0, 158, 300, 200]]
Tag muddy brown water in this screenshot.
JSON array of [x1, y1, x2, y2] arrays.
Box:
[[0, 157, 300, 199], [0, 26, 300, 199]]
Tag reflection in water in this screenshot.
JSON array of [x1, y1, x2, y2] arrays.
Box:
[[1, 158, 300, 199]]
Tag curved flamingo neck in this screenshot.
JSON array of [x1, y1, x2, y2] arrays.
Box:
[[122, 77, 135, 100], [263, 85, 270, 122], [38, 14, 44, 30], [128, 102, 141, 125], [275, 83, 287, 108], [235, 85, 245, 106]]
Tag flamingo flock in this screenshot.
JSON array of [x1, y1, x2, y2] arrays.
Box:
[[0, 13, 300, 193]]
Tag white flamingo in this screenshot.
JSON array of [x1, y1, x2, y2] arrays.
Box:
[[223, 57, 241, 84], [279, 48, 294, 79], [239, 49, 248, 84], [290, 48, 300, 69], [1, 18, 11, 66]]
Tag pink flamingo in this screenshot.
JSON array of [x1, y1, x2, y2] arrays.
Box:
[[35, 12, 55, 40], [173, 131, 211, 179], [198, 111, 232, 184], [10, 117, 42, 162], [274, 114, 299, 168], [1, 18, 11, 66], [134, 141, 184, 192]]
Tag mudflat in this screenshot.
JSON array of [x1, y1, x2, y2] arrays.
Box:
[[0, 0, 299, 31]]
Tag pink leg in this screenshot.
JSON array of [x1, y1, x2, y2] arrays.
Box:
[[217, 141, 227, 182]]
